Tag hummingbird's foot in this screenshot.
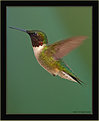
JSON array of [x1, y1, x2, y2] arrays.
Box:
[[52, 74, 56, 76]]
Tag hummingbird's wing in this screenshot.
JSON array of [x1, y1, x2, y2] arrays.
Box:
[[48, 36, 87, 60]]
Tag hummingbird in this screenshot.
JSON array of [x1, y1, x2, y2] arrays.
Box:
[[9, 26, 87, 85]]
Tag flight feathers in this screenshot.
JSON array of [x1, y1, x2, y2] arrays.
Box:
[[48, 36, 87, 60]]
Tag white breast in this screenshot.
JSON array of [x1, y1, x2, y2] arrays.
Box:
[[33, 44, 59, 75], [33, 44, 45, 59]]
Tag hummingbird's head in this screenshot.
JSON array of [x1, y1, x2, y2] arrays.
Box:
[[27, 30, 48, 47], [9, 26, 48, 47]]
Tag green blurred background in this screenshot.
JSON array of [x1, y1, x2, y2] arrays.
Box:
[[7, 7, 92, 114]]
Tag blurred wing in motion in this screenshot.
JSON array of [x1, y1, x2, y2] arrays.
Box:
[[48, 36, 87, 60]]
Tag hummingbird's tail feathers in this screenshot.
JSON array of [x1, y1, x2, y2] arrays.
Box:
[[58, 71, 77, 83], [70, 75, 87, 86], [58, 71, 86, 86]]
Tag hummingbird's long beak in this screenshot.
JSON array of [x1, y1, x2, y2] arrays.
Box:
[[9, 26, 27, 33]]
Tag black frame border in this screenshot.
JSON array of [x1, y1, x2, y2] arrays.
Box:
[[1, 1, 98, 120]]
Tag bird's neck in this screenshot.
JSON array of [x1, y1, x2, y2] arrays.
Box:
[[33, 44, 46, 58]]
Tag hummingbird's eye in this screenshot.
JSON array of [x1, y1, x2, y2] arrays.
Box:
[[33, 32, 37, 36]]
